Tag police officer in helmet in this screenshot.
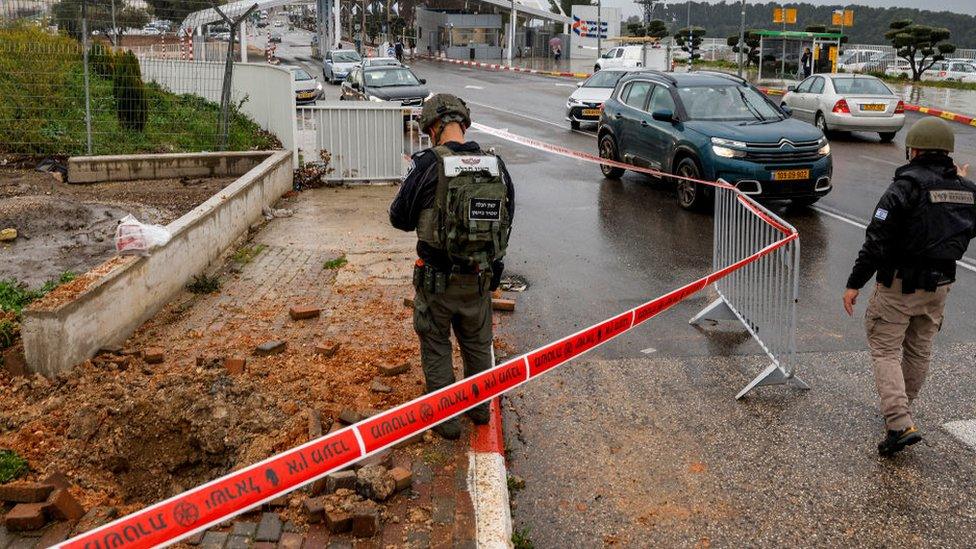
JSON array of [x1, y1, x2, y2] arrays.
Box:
[[390, 94, 515, 440], [844, 117, 975, 457]]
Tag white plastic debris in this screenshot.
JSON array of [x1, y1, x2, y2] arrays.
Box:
[[114, 215, 171, 256]]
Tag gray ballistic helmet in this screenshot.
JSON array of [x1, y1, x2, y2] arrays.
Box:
[[418, 94, 471, 133], [905, 117, 955, 153]]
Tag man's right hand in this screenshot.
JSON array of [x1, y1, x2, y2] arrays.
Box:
[[843, 288, 859, 317]]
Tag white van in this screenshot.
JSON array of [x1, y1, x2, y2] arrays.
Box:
[[593, 45, 668, 72]]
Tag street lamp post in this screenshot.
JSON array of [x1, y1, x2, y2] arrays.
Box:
[[737, 0, 746, 77], [596, 0, 602, 58]]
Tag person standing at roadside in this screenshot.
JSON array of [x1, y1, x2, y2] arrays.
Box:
[[800, 47, 813, 78], [843, 117, 975, 457], [389, 95, 515, 440]]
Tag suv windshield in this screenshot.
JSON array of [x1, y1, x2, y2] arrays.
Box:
[[365, 68, 421, 88], [333, 51, 361, 63], [832, 77, 892, 95], [292, 69, 312, 81], [678, 85, 782, 122], [584, 71, 626, 88]]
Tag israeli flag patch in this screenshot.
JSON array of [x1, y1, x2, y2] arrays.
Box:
[[874, 208, 889, 221]]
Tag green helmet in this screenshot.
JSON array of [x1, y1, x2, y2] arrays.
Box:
[[419, 94, 471, 132], [905, 117, 954, 153]]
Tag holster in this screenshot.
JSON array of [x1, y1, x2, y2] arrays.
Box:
[[413, 264, 447, 294]]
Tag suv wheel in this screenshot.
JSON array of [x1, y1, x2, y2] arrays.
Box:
[[674, 157, 709, 210], [599, 135, 625, 179]]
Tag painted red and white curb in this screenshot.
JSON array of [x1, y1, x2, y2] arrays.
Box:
[[53, 126, 792, 549], [468, 398, 512, 547]]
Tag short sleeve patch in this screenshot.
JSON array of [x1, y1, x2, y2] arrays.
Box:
[[874, 208, 888, 221]]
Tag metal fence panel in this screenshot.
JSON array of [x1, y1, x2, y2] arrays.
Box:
[[296, 103, 406, 181]]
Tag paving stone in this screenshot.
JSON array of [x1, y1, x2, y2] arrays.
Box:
[[324, 510, 351, 534], [0, 484, 53, 504], [303, 497, 324, 523], [231, 521, 258, 538], [199, 531, 228, 549], [4, 503, 48, 532], [255, 341, 287, 356], [376, 362, 409, 377], [45, 490, 84, 521], [278, 532, 304, 549], [255, 513, 283, 542], [431, 497, 454, 525], [325, 471, 358, 494], [350, 507, 379, 538], [185, 530, 206, 545], [388, 467, 412, 493], [355, 466, 395, 502], [225, 535, 251, 549], [0, 526, 14, 549], [304, 524, 330, 547], [283, 520, 300, 534], [405, 530, 430, 547], [252, 544, 277, 549]]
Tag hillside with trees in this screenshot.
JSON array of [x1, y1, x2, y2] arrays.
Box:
[[623, 2, 976, 49]]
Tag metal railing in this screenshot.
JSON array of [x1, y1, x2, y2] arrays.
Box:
[[690, 182, 806, 399]]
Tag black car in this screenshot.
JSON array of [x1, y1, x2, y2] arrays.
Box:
[[340, 65, 430, 110]]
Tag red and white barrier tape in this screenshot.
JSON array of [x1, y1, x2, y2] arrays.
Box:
[[54, 131, 794, 549]]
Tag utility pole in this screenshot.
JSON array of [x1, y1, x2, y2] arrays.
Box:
[[507, 0, 516, 65], [81, 0, 92, 155], [597, 0, 602, 58], [686, 0, 691, 71], [737, 0, 746, 77], [213, 2, 258, 151]]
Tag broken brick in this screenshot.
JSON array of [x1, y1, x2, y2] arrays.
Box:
[[389, 467, 413, 492], [41, 471, 72, 492], [255, 340, 287, 356], [46, 489, 85, 521], [303, 497, 324, 523], [289, 306, 322, 321], [324, 509, 351, 533], [337, 409, 362, 425], [0, 483, 54, 504], [142, 348, 165, 364], [491, 298, 516, 312], [4, 503, 48, 531], [369, 380, 392, 394], [350, 507, 380, 538], [325, 471, 357, 494], [223, 357, 246, 375], [377, 362, 409, 377], [313, 343, 340, 358]]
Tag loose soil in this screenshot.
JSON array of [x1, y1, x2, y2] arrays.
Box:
[[0, 167, 235, 287]]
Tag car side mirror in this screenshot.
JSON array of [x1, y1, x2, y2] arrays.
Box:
[[787, 85, 796, 92], [651, 109, 675, 123], [419, 78, 427, 84], [576, 81, 584, 88], [780, 105, 793, 117]]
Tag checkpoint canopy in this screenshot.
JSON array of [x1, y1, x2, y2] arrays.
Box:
[[753, 29, 843, 83]]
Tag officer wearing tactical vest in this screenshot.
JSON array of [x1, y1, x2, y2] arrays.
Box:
[[390, 94, 515, 440], [844, 117, 975, 457]]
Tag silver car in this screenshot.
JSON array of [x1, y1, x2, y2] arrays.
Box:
[[782, 74, 905, 142], [565, 68, 629, 129], [323, 49, 363, 84]]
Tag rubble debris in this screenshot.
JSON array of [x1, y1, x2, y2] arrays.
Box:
[[492, 298, 516, 312], [498, 274, 528, 292], [0, 482, 53, 503], [350, 504, 381, 538], [326, 471, 358, 494], [307, 409, 323, 440], [369, 380, 393, 394], [223, 356, 246, 375], [338, 409, 363, 425], [41, 471, 72, 491], [0, 228, 17, 242], [325, 508, 352, 533], [45, 488, 85, 521], [262, 206, 294, 220], [303, 497, 325, 523], [142, 347, 165, 364], [4, 502, 48, 531], [288, 305, 322, 321], [356, 465, 395, 501], [377, 362, 410, 377], [37, 520, 75, 546], [1, 346, 28, 377], [72, 507, 118, 535], [389, 467, 413, 492], [255, 340, 287, 356], [313, 342, 340, 357]]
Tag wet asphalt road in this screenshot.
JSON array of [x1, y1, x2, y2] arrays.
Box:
[[392, 60, 976, 547]]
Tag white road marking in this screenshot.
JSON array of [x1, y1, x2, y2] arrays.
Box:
[[554, 83, 576, 88], [944, 420, 976, 453], [640, 347, 657, 354], [465, 85, 485, 90], [466, 100, 596, 138], [859, 154, 902, 167], [813, 205, 976, 274]]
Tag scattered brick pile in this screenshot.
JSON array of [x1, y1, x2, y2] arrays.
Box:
[[0, 471, 107, 546]]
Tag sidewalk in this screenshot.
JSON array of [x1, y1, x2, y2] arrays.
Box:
[[0, 186, 496, 548]]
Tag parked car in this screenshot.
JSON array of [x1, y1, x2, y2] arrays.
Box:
[[884, 60, 914, 79], [269, 29, 283, 43], [289, 67, 322, 105], [324, 49, 363, 84], [838, 49, 884, 72], [361, 56, 401, 68], [565, 68, 630, 129], [782, 74, 905, 142], [340, 65, 429, 110], [594, 45, 666, 72], [598, 71, 832, 209], [925, 60, 976, 83]]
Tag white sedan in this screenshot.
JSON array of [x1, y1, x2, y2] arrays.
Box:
[[565, 68, 629, 129], [782, 74, 905, 142]]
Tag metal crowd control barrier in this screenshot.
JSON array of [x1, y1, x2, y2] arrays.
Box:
[[690, 181, 807, 399]]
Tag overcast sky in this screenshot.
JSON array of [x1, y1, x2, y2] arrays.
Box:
[[599, 0, 976, 18]]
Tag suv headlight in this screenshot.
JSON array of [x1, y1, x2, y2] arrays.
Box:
[[817, 137, 831, 157], [567, 97, 584, 107], [710, 137, 747, 159]]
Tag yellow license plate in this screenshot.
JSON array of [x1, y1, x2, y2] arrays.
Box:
[[773, 169, 810, 181], [298, 92, 314, 98], [582, 108, 601, 117], [861, 103, 886, 111]]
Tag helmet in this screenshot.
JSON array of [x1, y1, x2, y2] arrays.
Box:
[[418, 94, 471, 132], [905, 117, 954, 153]]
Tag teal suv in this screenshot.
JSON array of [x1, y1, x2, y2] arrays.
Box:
[[597, 71, 833, 209]]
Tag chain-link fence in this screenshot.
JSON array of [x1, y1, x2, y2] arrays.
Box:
[[0, 0, 278, 157]]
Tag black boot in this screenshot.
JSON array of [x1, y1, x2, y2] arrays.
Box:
[[466, 404, 490, 425], [433, 418, 461, 440], [878, 425, 922, 457]]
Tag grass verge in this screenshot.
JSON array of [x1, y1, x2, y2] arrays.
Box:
[[0, 450, 28, 483], [0, 272, 76, 352]]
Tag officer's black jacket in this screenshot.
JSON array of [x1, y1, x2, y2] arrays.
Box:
[[389, 140, 516, 272], [847, 153, 976, 290]]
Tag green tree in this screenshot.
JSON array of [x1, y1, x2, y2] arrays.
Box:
[[112, 50, 148, 132], [885, 19, 956, 81], [727, 31, 761, 68], [674, 26, 706, 63], [52, 0, 149, 41]]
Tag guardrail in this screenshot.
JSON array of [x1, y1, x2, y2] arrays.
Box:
[[690, 183, 805, 399]]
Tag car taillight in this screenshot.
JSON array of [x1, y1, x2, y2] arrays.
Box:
[[832, 99, 850, 114], [895, 100, 905, 114]]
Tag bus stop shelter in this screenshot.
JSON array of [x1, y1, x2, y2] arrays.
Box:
[[755, 30, 843, 82]]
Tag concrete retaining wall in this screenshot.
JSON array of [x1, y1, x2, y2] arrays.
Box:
[[22, 150, 294, 377], [67, 151, 274, 183]]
